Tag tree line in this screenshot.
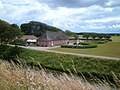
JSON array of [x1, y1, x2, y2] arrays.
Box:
[[83, 33, 111, 40], [0, 19, 63, 45], [0, 19, 112, 45]]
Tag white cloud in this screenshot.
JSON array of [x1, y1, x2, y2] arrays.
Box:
[[106, 0, 120, 7], [85, 17, 120, 23], [0, 0, 50, 23], [0, 1, 3, 9], [108, 24, 120, 29], [0, 0, 120, 33]]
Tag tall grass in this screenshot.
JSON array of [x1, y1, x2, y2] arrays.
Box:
[[20, 48, 120, 82], [0, 60, 115, 90]]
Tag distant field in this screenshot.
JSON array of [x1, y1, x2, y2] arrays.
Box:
[[51, 42, 120, 58], [56, 36, 120, 58], [111, 36, 120, 41]]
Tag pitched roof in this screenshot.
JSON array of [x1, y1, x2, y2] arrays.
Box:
[[22, 35, 37, 40], [38, 31, 69, 41]]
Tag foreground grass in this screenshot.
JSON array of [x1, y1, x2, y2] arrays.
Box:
[[18, 47, 120, 82], [50, 42, 120, 58], [0, 60, 114, 90]]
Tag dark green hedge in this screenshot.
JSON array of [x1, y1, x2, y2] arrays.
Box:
[[0, 45, 23, 61], [79, 42, 90, 45], [61, 44, 97, 49], [92, 41, 108, 44]]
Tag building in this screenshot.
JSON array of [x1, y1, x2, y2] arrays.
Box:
[[22, 35, 37, 46], [37, 31, 69, 47]]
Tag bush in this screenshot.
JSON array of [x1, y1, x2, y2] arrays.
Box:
[[11, 39, 26, 45], [92, 41, 108, 44], [78, 42, 90, 45], [0, 45, 23, 61], [61, 44, 97, 49]]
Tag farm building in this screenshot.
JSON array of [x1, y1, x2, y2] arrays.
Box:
[[37, 31, 69, 47], [22, 35, 38, 46]]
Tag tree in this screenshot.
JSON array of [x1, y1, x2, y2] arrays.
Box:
[[74, 34, 79, 40], [65, 30, 75, 37], [97, 34, 104, 40], [20, 21, 62, 37], [11, 24, 20, 29], [104, 35, 111, 40], [0, 20, 23, 44], [90, 33, 97, 40], [83, 33, 90, 40]]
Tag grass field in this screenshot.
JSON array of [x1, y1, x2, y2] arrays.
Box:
[[51, 42, 120, 58], [51, 36, 120, 58], [0, 45, 120, 84], [111, 36, 120, 41], [17, 47, 120, 82]]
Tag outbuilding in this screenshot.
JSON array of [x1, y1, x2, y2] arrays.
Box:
[[22, 35, 37, 46]]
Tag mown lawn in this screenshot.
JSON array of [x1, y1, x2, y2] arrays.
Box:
[[50, 42, 120, 58], [112, 36, 120, 42]]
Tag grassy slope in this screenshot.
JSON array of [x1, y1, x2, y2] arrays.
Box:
[[0, 61, 113, 90], [19, 48, 120, 80], [50, 42, 120, 58]]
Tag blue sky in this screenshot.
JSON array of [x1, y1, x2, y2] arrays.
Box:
[[0, 0, 120, 33]]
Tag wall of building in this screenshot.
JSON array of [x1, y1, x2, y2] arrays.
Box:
[[37, 40, 69, 47]]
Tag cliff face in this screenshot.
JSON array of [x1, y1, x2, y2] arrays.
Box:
[[20, 21, 62, 37]]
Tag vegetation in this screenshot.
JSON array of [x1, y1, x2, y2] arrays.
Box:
[[65, 30, 75, 37], [61, 44, 97, 49], [91, 40, 108, 44], [0, 45, 120, 82], [112, 36, 120, 41], [0, 60, 115, 90], [18, 48, 120, 81], [83, 33, 111, 40], [20, 21, 62, 37], [51, 42, 120, 58], [0, 45, 23, 62], [0, 19, 23, 44]]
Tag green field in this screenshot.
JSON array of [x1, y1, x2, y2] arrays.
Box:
[[0, 45, 120, 82], [51, 42, 120, 58], [112, 36, 120, 42], [51, 36, 120, 58], [19, 48, 120, 80]]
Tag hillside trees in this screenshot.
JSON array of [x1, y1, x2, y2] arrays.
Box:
[[20, 21, 62, 37], [0, 19, 23, 44]]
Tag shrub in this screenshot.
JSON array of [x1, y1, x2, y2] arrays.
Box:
[[0, 45, 23, 61], [61, 44, 97, 49], [78, 42, 90, 45], [92, 41, 108, 44], [11, 39, 26, 45]]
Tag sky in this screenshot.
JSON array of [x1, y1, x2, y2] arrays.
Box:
[[0, 0, 120, 33]]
